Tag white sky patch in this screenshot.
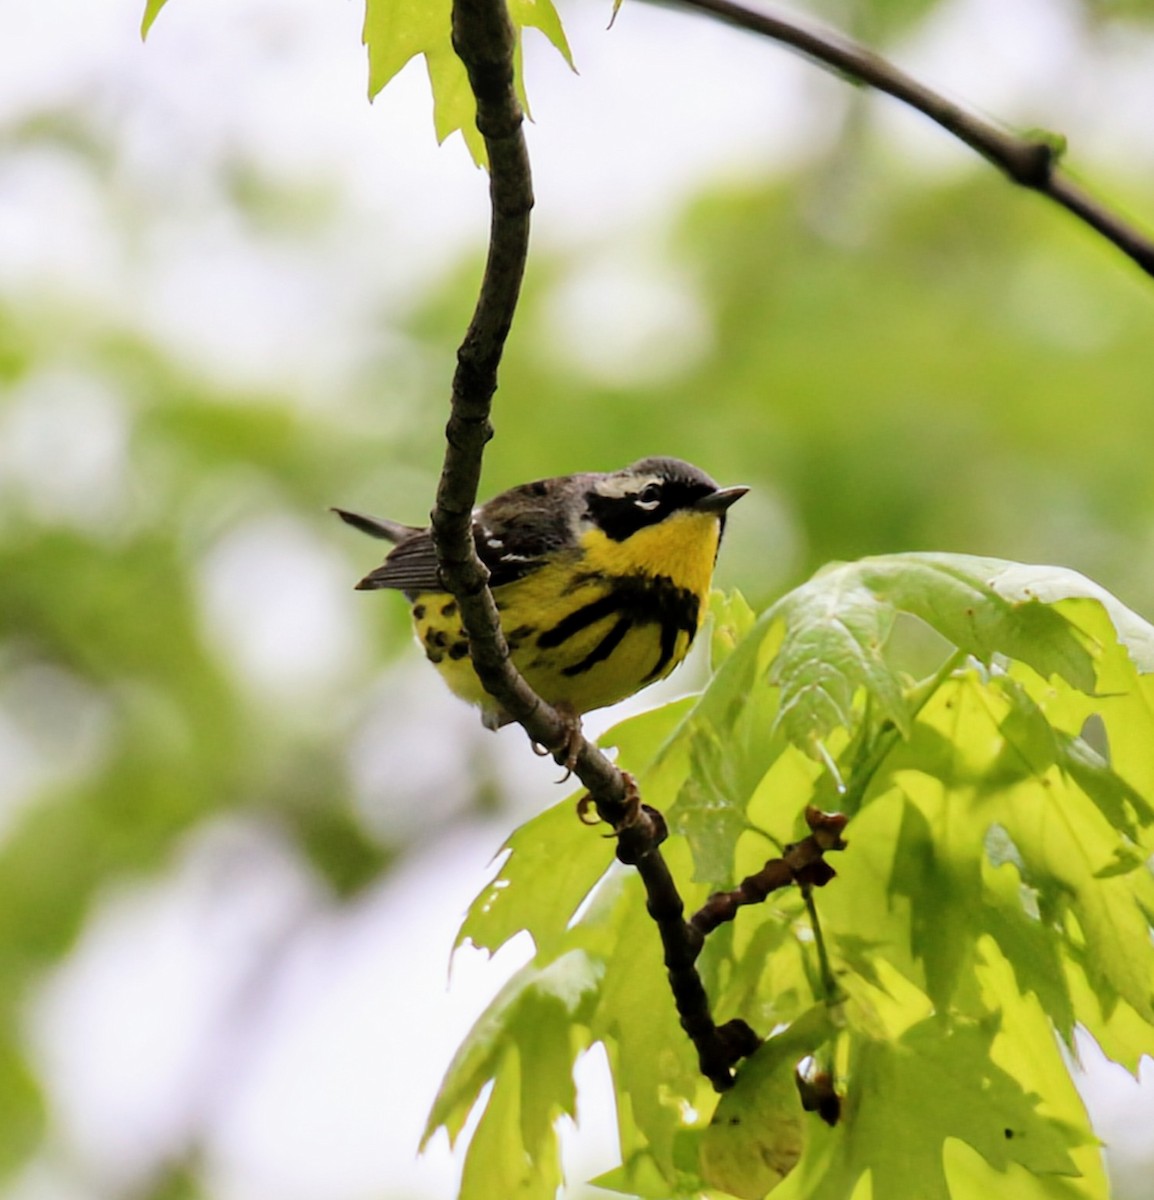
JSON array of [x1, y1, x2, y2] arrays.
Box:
[[196, 824, 536, 1200], [1075, 1032, 1154, 1197], [0, 367, 132, 531], [196, 514, 370, 703], [136, 218, 369, 392], [346, 656, 604, 844], [0, 150, 124, 302], [0, 665, 114, 839], [867, 0, 1082, 177], [27, 821, 325, 1195], [542, 253, 712, 386]]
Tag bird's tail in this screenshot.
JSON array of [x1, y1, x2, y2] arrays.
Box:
[[331, 507, 422, 545]]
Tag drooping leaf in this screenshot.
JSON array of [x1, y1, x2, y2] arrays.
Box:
[[362, 0, 573, 164], [457, 1056, 562, 1200], [424, 949, 602, 1152], [458, 695, 696, 958], [794, 1018, 1085, 1200], [509, 0, 575, 68], [140, 0, 169, 38], [696, 1005, 836, 1198]]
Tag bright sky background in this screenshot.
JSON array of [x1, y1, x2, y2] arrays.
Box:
[[3, 0, 1154, 1197]]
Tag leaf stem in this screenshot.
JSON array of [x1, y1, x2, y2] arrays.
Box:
[[801, 882, 840, 1005]]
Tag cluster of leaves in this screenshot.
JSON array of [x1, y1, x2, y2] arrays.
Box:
[[431, 553, 1154, 1200]]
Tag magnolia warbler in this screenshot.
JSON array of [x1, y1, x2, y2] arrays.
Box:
[[335, 457, 746, 730]]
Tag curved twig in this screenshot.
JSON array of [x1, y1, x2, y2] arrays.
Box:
[[438, 0, 635, 814], [690, 807, 848, 936], [654, 0, 1154, 279]]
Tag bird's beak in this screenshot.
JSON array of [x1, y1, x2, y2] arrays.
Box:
[[694, 485, 749, 514]]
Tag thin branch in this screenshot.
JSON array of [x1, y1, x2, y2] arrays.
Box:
[[617, 800, 762, 1090], [440, 0, 635, 819], [654, 0, 1154, 280], [690, 807, 848, 936]]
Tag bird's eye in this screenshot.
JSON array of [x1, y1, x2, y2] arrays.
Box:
[[635, 482, 662, 511]]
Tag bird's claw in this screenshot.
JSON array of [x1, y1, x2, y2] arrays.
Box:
[[575, 770, 642, 832], [530, 704, 584, 781], [550, 702, 584, 781]]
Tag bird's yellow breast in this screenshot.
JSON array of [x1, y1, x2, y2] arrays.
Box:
[[578, 508, 722, 597], [411, 508, 722, 723]]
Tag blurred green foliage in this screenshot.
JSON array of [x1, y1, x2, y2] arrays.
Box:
[[2, 0, 1154, 1192]]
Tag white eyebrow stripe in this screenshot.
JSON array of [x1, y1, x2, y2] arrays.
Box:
[[594, 473, 662, 500]]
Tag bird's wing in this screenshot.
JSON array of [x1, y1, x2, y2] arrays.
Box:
[[346, 478, 580, 596], [473, 482, 576, 588], [355, 529, 442, 594], [334, 507, 440, 594]]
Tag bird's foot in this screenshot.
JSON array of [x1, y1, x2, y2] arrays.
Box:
[[530, 701, 584, 781], [575, 770, 642, 831]]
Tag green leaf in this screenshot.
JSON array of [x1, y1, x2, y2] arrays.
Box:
[[889, 790, 980, 1012], [458, 695, 696, 958], [424, 949, 601, 1151], [697, 1047, 806, 1198], [140, 0, 169, 38], [442, 553, 1154, 1199], [761, 553, 1154, 763], [973, 944, 1107, 1195], [803, 1018, 1083, 1200], [458, 1057, 562, 1200], [591, 1153, 703, 1199], [591, 862, 704, 1174], [362, 0, 573, 164], [671, 722, 757, 884], [457, 795, 613, 959], [424, 39, 487, 164], [363, 0, 448, 97], [766, 566, 910, 755], [509, 0, 575, 69], [696, 1005, 836, 1198], [1066, 960, 1154, 1076], [873, 663, 1154, 1023], [979, 858, 1075, 1043], [709, 587, 758, 670]]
